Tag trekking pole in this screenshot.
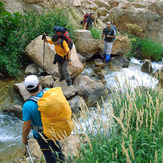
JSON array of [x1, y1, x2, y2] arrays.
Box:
[[26, 141, 34, 163]]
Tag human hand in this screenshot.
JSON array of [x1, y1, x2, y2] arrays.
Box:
[[102, 40, 104, 44], [107, 35, 111, 38], [22, 137, 28, 145]]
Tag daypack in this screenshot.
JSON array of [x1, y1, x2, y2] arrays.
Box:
[[82, 13, 90, 24], [28, 87, 73, 140], [53, 26, 73, 50], [111, 25, 116, 40]]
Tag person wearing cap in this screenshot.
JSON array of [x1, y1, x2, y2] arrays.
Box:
[[22, 75, 65, 163], [84, 13, 96, 30], [43, 34, 72, 86]]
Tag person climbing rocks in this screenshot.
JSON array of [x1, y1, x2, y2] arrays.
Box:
[[22, 75, 65, 163], [102, 21, 116, 63], [43, 33, 72, 86], [83, 12, 96, 30]]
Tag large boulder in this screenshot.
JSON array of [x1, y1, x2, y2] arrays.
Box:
[[73, 75, 107, 106], [14, 82, 30, 101], [147, 2, 163, 17], [75, 30, 103, 59], [109, 7, 162, 42], [26, 35, 84, 78], [77, 53, 86, 66], [73, 0, 82, 7], [108, 0, 119, 8], [2, 105, 22, 119], [141, 60, 153, 73], [53, 80, 77, 99], [40, 75, 55, 88], [111, 36, 130, 55]]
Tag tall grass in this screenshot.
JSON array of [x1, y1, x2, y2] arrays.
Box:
[[0, 3, 76, 77], [69, 86, 163, 162]]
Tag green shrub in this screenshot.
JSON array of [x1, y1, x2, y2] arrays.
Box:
[[0, 4, 76, 77], [90, 28, 102, 39], [70, 87, 163, 163], [126, 37, 163, 61]]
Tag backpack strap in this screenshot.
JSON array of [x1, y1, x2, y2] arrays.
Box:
[[27, 89, 47, 103], [60, 39, 64, 49]]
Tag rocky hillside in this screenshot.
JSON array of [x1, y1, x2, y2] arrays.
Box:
[[1, 0, 163, 43]]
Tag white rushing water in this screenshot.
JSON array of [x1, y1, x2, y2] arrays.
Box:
[[74, 58, 162, 134]]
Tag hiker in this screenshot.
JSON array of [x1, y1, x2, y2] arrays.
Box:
[[83, 13, 96, 30], [43, 33, 72, 86], [22, 75, 65, 163], [102, 21, 116, 63]]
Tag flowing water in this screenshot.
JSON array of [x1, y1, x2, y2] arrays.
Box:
[[0, 58, 162, 162]]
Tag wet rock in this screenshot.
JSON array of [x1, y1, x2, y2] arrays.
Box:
[[26, 35, 84, 78], [111, 36, 130, 56], [110, 56, 129, 68], [73, 75, 107, 107], [94, 59, 105, 68], [93, 67, 102, 73], [68, 96, 84, 113], [14, 82, 30, 101], [25, 64, 39, 75], [97, 72, 105, 80], [40, 75, 54, 88], [108, 62, 121, 71], [141, 60, 153, 73], [2, 105, 22, 119], [53, 80, 77, 99]]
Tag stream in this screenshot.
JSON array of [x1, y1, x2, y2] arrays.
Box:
[[0, 58, 162, 162]]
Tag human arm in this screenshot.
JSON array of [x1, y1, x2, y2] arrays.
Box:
[[107, 35, 116, 38], [101, 32, 104, 43], [22, 120, 31, 144], [94, 20, 96, 27], [84, 22, 87, 30], [67, 50, 71, 66]]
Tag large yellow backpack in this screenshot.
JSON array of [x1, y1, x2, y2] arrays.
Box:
[[29, 87, 73, 140]]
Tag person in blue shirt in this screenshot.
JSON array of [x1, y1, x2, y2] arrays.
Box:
[[22, 75, 65, 163]]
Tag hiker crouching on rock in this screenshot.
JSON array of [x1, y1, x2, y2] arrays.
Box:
[[102, 21, 116, 63], [43, 34, 72, 86], [22, 75, 65, 163], [84, 13, 96, 30]]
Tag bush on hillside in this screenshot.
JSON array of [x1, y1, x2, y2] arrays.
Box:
[[0, 2, 76, 77], [126, 37, 163, 61], [90, 28, 102, 39]]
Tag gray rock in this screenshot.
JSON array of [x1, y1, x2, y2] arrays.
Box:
[[68, 96, 84, 113], [77, 53, 86, 66], [2, 105, 22, 119], [53, 80, 77, 99], [141, 60, 153, 73], [40, 75, 54, 88], [14, 82, 30, 101], [97, 7, 108, 16], [25, 64, 39, 75], [26, 157, 36, 163], [73, 75, 107, 107]]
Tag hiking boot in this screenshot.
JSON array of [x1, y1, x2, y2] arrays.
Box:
[[66, 80, 72, 86], [59, 76, 65, 82]]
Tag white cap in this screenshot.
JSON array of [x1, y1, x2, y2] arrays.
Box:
[[24, 75, 39, 90]]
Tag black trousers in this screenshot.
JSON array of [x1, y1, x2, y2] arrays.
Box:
[[35, 134, 64, 163]]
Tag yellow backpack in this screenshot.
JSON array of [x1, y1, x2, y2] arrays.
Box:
[[29, 87, 73, 140]]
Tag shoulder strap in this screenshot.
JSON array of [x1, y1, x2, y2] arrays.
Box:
[[60, 39, 64, 49], [27, 89, 47, 103]]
